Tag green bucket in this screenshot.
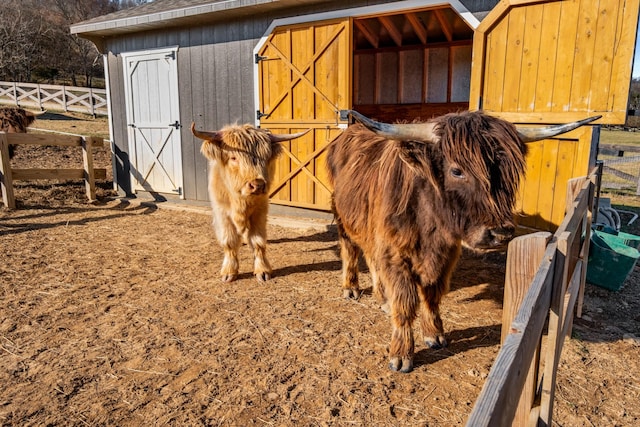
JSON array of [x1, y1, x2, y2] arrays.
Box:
[[586, 226, 640, 291]]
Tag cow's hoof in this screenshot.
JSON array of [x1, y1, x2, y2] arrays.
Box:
[[343, 288, 361, 299], [389, 357, 413, 373], [425, 335, 447, 349], [221, 274, 237, 283], [256, 272, 271, 282]]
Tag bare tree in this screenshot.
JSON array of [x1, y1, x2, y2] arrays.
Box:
[[0, 1, 51, 81], [0, 0, 149, 86]]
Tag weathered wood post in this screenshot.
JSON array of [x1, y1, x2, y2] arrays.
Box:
[[82, 136, 96, 201], [0, 132, 16, 209], [502, 231, 552, 426]]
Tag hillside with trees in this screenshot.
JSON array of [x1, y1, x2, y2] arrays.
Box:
[[0, 0, 148, 88]]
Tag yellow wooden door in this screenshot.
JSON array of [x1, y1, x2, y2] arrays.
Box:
[[469, 0, 640, 229], [257, 18, 352, 211]]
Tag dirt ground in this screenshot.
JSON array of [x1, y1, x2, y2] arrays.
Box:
[[1, 114, 639, 426]]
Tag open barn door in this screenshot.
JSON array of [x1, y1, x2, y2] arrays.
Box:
[[256, 18, 351, 211], [469, 0, 640, 229]]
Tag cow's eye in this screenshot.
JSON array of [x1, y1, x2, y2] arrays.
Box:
[[450, 168, 465, 179]]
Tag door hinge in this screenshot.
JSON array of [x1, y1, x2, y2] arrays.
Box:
[[256, 110, 270, 120], [168, 120, 181, 129], [165, 51, 176, 60], [255, 53, 267, 63]]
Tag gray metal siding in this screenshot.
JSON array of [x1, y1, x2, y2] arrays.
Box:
[[105, 19, 268, 201], [106, 51, 132, 196]]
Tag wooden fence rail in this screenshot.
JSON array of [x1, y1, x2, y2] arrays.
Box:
[[0, 132, 106, 208], [467, 168, 596, 427], [0, 81, 107, 116]]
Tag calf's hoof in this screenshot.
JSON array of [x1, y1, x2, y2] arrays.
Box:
[[343, 288, 361, 299], [425, 335, 447, 349], [221, 274, 237, 283], [256, 271, 271, 282], [389, 356, 413, 373]]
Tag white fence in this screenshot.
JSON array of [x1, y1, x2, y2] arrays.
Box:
[[0, 81, 107, 116]]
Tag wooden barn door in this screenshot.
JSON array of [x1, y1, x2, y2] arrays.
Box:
[[122, 47, 183, 198], [256, 18, 351, 211], [469, 0, 640, 230]]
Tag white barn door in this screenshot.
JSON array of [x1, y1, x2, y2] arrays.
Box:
[[122, 47, 183, 198]]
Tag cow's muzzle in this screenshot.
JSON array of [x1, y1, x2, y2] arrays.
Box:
[[468, 224, 516, 250], [477, 225, 516, 249], [488, 225, 515, 246]]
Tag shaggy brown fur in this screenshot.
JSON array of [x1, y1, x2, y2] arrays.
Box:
[[0, 107, 39, 159], [193, 123, 285, 282], [326, 111, 529, 373]]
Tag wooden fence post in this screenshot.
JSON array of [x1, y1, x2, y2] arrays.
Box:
[[539, 230, 571, 426], [502, 231, 552, 427], [37, 83, 42, 111], [0, 133, 16, 208], [577, 177, 595, 319], [89, 87, 95, 117], [12, 82, 18, 106], [82, 137, 96, 201]]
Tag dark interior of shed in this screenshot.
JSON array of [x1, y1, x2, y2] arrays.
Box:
[[352, 6, 474, 123]]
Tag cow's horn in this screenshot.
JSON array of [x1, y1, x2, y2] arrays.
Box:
[[190, 122, 222, 142], [348, 110, 437, 143], [516, 115, 602, 142], [269, 128, 311, 143]]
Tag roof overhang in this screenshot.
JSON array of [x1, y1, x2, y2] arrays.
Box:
[[71, 0, 480, 53], [71, 0, 327, 52]]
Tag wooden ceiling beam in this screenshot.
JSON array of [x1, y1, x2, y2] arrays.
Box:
[[378, 16, 403, 46], [354, 19, 379, 48], [406, 12, 427, 45], [434, 9, 453, 42]]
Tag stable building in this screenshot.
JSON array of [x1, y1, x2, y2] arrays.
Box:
[[71, 0, 639, 230]]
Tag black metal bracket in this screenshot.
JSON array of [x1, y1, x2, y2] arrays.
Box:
[[255, 53, 268, 63]]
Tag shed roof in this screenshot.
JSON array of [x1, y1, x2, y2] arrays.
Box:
[[70, 0, 329, 38]]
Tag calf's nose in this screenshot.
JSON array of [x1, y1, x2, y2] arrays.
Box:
[[247, 178, 267, 194]]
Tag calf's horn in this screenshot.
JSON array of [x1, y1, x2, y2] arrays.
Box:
[[269, 128, 311, 142], [516, 115, 602, 142], [191, 122, 222, 142], [349, 110, 437, 143]]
